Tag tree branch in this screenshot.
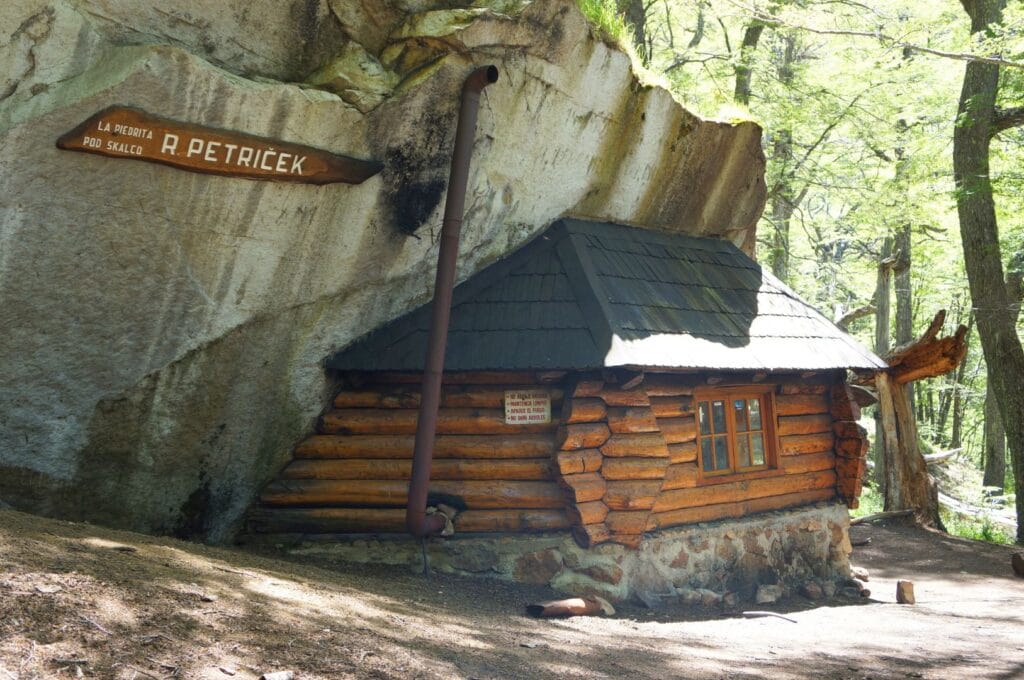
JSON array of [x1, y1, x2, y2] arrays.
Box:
[[726, 1, 1024, 70], [992, 106, 1024, 137], [836, 303, 877, 330]]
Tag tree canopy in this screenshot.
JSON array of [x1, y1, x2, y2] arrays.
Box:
[[581, 0, 1024, 541]]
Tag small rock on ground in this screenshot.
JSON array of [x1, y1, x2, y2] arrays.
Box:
[[896, 580, 916, 604]]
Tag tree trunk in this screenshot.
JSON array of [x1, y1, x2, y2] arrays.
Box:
[[870, 310, 965, 525], [983, 384, 1006, 487], [734, 22, 765, 106], [982, 264, 1023, 487], [954, 0, 1024, 542], [617, 0, 647, 65], [768, 35, 797, 283], [873, 237, 894, 490]]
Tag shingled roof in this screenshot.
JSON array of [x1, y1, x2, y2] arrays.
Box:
[[328, 219, 885, 372]]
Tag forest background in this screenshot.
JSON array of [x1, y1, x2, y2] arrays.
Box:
[[577, 0, 1024, 542]]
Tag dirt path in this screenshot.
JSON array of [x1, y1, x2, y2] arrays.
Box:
[[1, 510, 1022, 679]]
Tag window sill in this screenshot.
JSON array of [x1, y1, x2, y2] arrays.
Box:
[[697, 466, 787, 487]]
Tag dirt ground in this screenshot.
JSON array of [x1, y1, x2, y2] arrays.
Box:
[[1, 509, 1022, 679]]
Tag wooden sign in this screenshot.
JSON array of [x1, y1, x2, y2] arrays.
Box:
[[56, 106, 382, 185], [504, 389, 551, 425]]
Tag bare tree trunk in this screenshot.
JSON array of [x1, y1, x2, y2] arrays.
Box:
[[769, 35, 797, 283], [954, 0, 1024, 543], [873, 311, 966, 525], [982, 265, 1023, 487], [874, 237, 894, 490]]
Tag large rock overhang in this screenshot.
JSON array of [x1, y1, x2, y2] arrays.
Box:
[[0, 0, 766, 541]]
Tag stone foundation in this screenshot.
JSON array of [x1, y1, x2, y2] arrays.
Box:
[[268, 502, 852, 604]]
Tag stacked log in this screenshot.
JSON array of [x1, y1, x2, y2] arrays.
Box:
[[555, 381, 613, 548], [831, 383, 868, 507], [557, 378, 675, 549], [253, 374, 569, 535], [254, 370, 849, 542]]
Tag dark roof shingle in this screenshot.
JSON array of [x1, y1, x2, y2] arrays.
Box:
[[328, 219, 885, 372]]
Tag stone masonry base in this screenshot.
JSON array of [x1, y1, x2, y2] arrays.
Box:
[[269, 502, 853, 604]]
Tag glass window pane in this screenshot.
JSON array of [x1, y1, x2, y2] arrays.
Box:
[[751, 434, 765, 466], [737, 435, 751, 468], [734, 399, 748, 432], [712, 401, 726, 433], [699, 402, 710, 435], [714, 436, 728, 470], [701, 437, 714, 470], [749, 398, 762, 429]]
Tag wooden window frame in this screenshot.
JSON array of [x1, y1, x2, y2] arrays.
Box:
[[694, 386, 781, 484]]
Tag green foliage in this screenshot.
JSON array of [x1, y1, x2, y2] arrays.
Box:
[[598, 1, 1024, 526], [850, 485, 884, 518], [576, 0, 632, 46], [940, 509, 1014, 545]]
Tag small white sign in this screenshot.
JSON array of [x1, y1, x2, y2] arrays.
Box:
[[504, 389, 551, 425]]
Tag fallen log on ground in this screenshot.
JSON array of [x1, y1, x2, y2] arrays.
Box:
[[849, 509, 914, 525], [525, 596, 615, 618]]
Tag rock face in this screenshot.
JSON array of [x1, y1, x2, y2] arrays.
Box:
[[0, 0, 766, 541]]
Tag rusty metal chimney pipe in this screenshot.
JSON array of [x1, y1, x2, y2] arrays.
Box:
[[407, 65, 499, 538]]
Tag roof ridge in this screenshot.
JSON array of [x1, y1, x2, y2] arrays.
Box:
[[554, 230, 617, 356]]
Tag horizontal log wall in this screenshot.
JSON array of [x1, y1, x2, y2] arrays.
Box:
[[555, 371, 844, 550], [254, 370, 862, 542], [253, 373, 566, 535]]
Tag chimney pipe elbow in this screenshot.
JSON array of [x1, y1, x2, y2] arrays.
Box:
[[463, 65, 499, 96]]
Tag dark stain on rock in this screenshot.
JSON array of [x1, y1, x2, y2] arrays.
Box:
[[378, 109, 454, 235], [174, 479, 213, 540]]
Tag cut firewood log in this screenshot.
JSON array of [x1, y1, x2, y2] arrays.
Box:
[[561, 398, 607, 424], [555, 449, 603, 475], [668, 441, 697, 464], [653, 470, 837, 513], [780, 452, 835, 475], [280, 458, 553, 481], [572, 523, 611, 548], [557, 423, 612, 450], [599, 433, 670, 458], [605, 510, 649, 535], [559, 473, 607, 503], [777, 414, 832, 437], [779, 383, 829, 395], [320, 408, 555, 436], [526, 596, 614, 617], [775, 393, 829, 417], [601, 457, 668, 481], [597, 387, 650, 407], [294, 434, 555, 459], [662, 463, 699, 490], [659, 416, 697, 444], [571, 500, 609, 525], [849, 509, 914, 525], [647, 488, 836, 531], [650, 396, 694, 418], [603, 480, 662, 511], [607, 407, 659, 433], [260, 479, 567, 509], [779, 432, 834, 456], [454, 509, 572, 533], [572, 380, 605, 398]]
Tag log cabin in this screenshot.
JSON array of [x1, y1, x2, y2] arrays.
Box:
[[248, 218, 885, 599]]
